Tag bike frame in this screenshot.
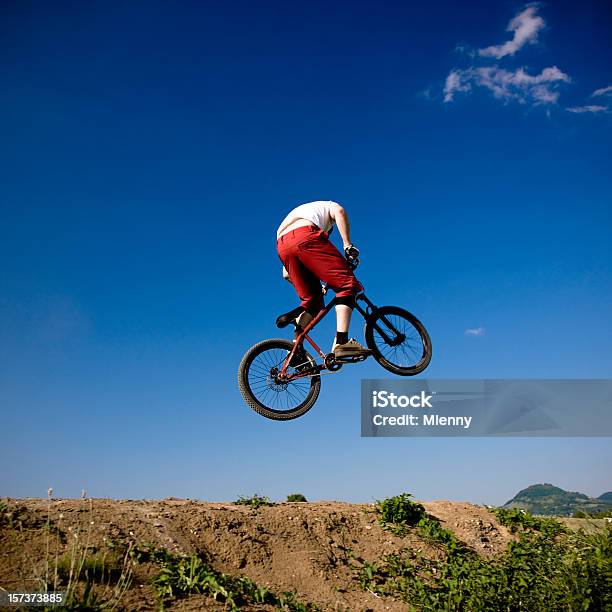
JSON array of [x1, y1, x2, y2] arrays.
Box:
[[279, 291, 404, 380]]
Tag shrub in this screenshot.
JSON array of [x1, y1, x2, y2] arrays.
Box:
[[364, 494, 611, 611], [148, 548, 318, 611], [492, 507, 567, 537], [286, 493, 308, 502], [234, 494, 273, 510], [375, 493, 425, 527]]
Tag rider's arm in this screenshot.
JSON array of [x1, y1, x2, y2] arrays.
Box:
[[282, 266, 292, 284], [329, 203, 352, 250]]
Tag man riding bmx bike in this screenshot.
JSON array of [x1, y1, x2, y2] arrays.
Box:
[[276, 200, 371, 362]]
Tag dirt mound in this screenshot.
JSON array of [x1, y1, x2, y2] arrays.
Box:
[[1, 498, 515, 610], [423, 501, 514, 555]]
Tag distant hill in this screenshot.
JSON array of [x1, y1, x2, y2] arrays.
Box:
[[503, 483, 612, 516]]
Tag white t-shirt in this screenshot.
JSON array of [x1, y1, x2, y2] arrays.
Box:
[[277, 200, 338, 238]]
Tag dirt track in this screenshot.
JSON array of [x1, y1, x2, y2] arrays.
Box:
[[1, 498, 515, 610]]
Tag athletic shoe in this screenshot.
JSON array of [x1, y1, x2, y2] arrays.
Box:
[[333, 338, 371, 358]]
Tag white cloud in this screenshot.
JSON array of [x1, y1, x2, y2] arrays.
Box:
[[591, 85, 612, 97], [443, 69, 472, 102], [465, 327, 485, 337], [566, 105, 609, 114], [454, 43, 476, 58], [443, 65, 570, 105], [479, 5, 545, 59]]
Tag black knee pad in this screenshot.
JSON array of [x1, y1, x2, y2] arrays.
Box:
[[335, 295, 356, 309], [305, 305, 323, 317]]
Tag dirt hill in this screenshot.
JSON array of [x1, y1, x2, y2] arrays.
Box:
[[0, 497, 519, 611]]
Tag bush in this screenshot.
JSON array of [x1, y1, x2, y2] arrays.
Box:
[[492, 507, 566, 537], [233, 494, 273, 510], [375, 493, 425, 527], [286, 493, 308, 502], [148, 548, 318, 611], [363, 494, 612, 611]]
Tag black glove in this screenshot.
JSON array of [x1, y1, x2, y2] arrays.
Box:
[[344, 244, 360, 265]]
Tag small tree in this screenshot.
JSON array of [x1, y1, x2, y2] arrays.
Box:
[[286, 493, 307, 502]]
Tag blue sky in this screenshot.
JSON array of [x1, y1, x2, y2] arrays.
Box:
[[1, 0, 610, 504]]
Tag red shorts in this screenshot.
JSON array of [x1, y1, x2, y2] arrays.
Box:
[[277, 225, 363, 314]]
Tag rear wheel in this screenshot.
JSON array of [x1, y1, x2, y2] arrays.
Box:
[[238, 338, 321, 420], [365, 306, 432, 376]]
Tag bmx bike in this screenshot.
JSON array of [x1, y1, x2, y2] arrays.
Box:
[[238, 268, 432, 421]]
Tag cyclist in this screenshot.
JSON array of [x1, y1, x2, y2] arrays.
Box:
[[276, 200, 371, 359]]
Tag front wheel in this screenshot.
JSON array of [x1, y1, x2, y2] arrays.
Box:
[[365, 306, 432, 376], [238, 339, 321, 420]]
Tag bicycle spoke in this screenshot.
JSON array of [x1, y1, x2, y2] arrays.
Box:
[[246, 344, 316, 413], [372, 313, 425, 368]]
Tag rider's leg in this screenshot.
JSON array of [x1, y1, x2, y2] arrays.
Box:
[[333, 304, 351, 347], [280, 229, 368, 357], [287, 310, 314, 367], [291, 231, 369, 357], [335, 304, 351, 334], [276, 249, 322, 366], [296, 310, 313, 334], [277, 245, 325, 318], [291, 306, 320, 366], [331, 295, 369, 355]]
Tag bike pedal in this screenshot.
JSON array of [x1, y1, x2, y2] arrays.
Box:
[[335, 355, 369, 363]]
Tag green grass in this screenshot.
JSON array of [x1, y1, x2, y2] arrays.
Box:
[[54, 548, 127, 585], [141, 546, 318, 611], [573, 509, 612, 519], [492, 506, 567, 536], [357, 493, 612, 611], [234, 494, 275, 510]]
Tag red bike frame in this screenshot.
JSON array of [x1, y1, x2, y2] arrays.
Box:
[[278, 300, 334, 379], [278, 291, 384, 380]]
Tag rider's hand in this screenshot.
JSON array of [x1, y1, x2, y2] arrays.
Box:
[[344, 244, 360, 262]]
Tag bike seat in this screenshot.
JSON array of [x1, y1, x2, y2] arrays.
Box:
[[276, 305, 305, 329]]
